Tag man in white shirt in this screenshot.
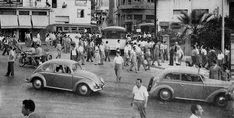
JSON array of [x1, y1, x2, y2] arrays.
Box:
[[189, 104, 204, 118], [5, 46, 15, 77], [131, 78, 148, 118], [22, 99, 46, 118]]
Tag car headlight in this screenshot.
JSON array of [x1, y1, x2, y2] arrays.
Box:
[[94, 83, 100, 89]]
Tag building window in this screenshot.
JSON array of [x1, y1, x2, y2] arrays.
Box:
[[0, 10, 16, 15], [126, 15, 132, 20], [32, 11, 47, 15], [134, 15, 142, 23], [193, 9, 209, 15], [77, 9, 84, 18], [19, 11, 29, 15], [63, 27, 69, 32], [52, 0, 57, 8], [173, 9, 188, 15], [147, 0, 153, 3], [128, 0, 131, 4]]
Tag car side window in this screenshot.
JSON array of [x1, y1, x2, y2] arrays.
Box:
[[64, 65, 71, 74], [42, 63, 54, 73], [165, 73, 180, 81], [182, 74, 202, 82], [55, 64, 64, 73]]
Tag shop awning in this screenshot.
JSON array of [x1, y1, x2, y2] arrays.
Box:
[[32, 16, 49, 29], [0, 15, 18, 28], [19, 15, 31, 28]]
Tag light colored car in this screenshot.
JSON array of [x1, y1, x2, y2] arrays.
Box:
[[26, 59, 105, 96], [147, 67, 231, 107]]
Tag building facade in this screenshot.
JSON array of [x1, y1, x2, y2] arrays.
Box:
[[117, 0, 154, 32], [0, 0, 50, 42], [156, 0, 230, 31], [24, 0, 92, 25]]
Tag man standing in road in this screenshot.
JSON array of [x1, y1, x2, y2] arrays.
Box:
[[189, 104, 204, 118], [5, 46, 15, 77], [21, 99, 45, 118], [131, 78, 149, 118]]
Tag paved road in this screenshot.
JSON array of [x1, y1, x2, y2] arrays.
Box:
[[0, 47, 229, 118]]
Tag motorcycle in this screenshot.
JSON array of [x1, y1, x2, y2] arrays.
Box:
[[19, 51, 52, 68]]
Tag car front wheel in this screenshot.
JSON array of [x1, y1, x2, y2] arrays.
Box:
[[32, 78, 43, 90], [215, 94, 227, 107], [77, 84, 91, 96], [159, 89, 172, 101]]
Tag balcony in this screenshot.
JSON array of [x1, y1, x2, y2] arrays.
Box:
[[118, 2, 154, 10]]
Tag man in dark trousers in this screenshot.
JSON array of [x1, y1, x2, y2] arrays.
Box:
[[169, 45, 175, 66]]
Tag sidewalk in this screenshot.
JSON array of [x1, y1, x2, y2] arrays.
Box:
[[152, 56, 190, 69]]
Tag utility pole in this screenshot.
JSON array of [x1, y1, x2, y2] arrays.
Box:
[[154, 0, 157, 41], [221, 0, 225, 53]]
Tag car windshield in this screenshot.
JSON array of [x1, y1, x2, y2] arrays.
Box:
[[72, 63, 82, 72]]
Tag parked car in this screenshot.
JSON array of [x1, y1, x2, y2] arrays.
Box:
[[26, 59, 105, 96], [147, 66, 231, 107]]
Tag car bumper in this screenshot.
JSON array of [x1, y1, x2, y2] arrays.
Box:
[[92, 83, 105, 92]]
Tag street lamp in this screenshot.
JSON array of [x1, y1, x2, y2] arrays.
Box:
[[221, 0, 225, 53]]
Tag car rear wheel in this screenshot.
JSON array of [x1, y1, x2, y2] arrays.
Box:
[[215, 94, 227, 107], [77, 84, 91, 96], [159, 89, 172, 101], [32, 78, 43, 90]]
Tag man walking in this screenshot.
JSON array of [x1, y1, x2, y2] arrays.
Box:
[[189, 104, 204, 118], [21, 99, 46, 118], [5, 46, 15, 77], [131, 78, 149, 118]]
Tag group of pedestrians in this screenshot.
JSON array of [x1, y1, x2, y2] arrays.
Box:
[[189, 43, 231, 81]]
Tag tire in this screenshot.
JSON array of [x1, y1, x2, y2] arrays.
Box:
[[215, 94, 227, 107], [77, 84, 91, 96], [19, 58, 26, 67], [159, 88, 172, 101], [32, 78, 43, 90]]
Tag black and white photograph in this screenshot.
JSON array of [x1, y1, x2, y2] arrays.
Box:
[[0, 0, 233, 118]]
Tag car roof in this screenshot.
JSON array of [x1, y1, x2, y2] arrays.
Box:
[[162, 66, 207, 75], [43, 59, 77, 66]]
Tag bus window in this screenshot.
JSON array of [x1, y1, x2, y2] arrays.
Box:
[[71, 27, 77, 32], [63, 27, 69, 32]]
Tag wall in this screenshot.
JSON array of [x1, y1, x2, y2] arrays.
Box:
[[23, 0, 92, 25]]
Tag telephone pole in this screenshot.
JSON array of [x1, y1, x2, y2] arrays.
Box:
[[154, 0, 157, 41]]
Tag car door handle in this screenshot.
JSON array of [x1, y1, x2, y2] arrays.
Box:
[[180, 84, 184, 86]]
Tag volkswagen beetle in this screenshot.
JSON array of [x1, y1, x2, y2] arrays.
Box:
[[26, 59, 105, 96]]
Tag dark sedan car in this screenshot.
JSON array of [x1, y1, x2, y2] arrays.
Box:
[[26, 59, 105, 96], [148, 67, 231, 107]]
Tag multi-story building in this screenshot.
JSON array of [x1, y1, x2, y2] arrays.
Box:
[[25, 0, 92, 25], [156, 0, 230, 31], [0, 0, 50, 41], [117, 0, 154, 32]]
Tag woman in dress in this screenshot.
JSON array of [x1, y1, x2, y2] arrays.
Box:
[[113, 51, 124, 82], [94, 44, 100, 65]]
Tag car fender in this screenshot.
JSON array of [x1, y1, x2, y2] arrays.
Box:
[[29, 73, 47, 86], [72, 79, 95, 92], [205, 89, 228, 103], [150, 84, 175, 98]]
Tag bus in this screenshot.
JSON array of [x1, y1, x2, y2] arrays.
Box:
[[46, 24, 100, 34], [137, 23, 155, 33], [101, 26, 127, 51]]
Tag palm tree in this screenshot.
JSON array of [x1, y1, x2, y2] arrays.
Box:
[[178, 10, 213, 45]]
